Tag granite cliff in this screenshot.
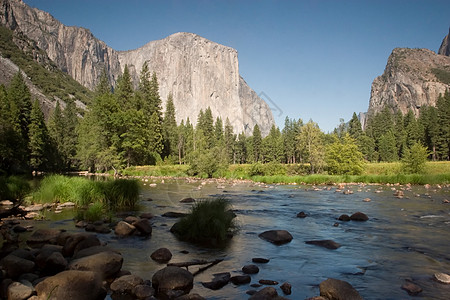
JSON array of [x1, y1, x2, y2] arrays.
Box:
[[0, 0, 274, 135], [367, 47, 450, 119], [438, 27, 450, 56]]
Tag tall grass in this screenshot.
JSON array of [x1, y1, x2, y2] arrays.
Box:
[[171, 198, 237, 246], [0, 176, 31, 201], [32, 175, 140, 209]]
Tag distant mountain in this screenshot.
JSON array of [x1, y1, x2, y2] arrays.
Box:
[[438, 27, 450, 56], [366, 46, 450, 120], [0, 0, 274, 135]]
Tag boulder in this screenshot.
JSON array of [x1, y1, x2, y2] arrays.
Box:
[[69, 251, 123, 279], [242, 264, 259, 274], [319, 278, 363, 300], [110, 274, 144, 294], [180, 197, 196, 203], [252, 258, 270, 264], [297, 211, 307, 218], [162, 212, 188, 218], [434, 272, 450, 284], [40, 252, 67, 275], [114, 221, 136, 236], [305, 240, 341, 250], [139, 212, 154, 219], [350, 212, 369, 221], [175, 294, 206, 300], [73, 245, 120, 259], [258, 230, 293, 245], [258, 279, 278, 285], [133, 218, 153, 236], [133, 284, 155, 299], [150, 247, 172, 263], [7, 281, 34, 300], [338, 214, 350, 221], [230, 275, 251, 285], [124, 216, 139, 224], [280, 282, 292, 295], [401, 282, 422, 295], [1, 255, 35, 279], [202, 272, 231, 290], [62, 233, 97, 257], [35, 270, 106, 300], [26, 228, 61, 246], [249, 286, 278, 299], [152, 266, 193, 298]]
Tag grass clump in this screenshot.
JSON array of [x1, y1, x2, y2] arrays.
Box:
[[32, 175, 140, 211], [171, 198, 237, 246]]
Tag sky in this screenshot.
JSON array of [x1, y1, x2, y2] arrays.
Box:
[[24, 0, 450, 132]]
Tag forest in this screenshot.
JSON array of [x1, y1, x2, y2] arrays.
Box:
[[0, 63, 449, 178]]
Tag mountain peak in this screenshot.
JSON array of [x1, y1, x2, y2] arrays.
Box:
[[438, 27, 450, 56]]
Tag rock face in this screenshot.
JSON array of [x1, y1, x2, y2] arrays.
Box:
[[438, 27, 450, 56], [1, 0, 275, 135], [367, 47, 450, 122], [118, 32, 274, 135], [0, 0, 120, 89]]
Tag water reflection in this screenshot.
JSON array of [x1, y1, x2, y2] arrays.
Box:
[[42, 180, 449, 299]]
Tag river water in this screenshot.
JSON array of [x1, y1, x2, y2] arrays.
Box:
[[42, 179, 449, 299]]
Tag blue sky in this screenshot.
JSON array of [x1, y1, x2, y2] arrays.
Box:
[[24, 0, 450, 132]]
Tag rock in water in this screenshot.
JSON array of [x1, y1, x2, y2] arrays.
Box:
[[434, 272, 450, 284], [150, 248, 172, 263], [305, 240, 341, 250], [401, 282, 422, 295], [202, 272, 231, 290], [151, 266, 193, 298], [319, 278, 363, 300], [258, 230, 293, 245], [249, 287, 278, 299], [350, 212, 369, 221], [35, 270, 106, 300]]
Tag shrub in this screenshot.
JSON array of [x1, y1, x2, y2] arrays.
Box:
[[402, 142, 430, 174], [0, 176, 31, 201], [171, 198, 237, 246], [102, 179, 140, 210]]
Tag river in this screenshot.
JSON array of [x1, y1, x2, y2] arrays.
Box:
[[40, 179, 450, 299]]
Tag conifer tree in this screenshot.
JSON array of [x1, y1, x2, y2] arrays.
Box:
[[214, 117, 224, 147], [224, 118, 236, 163], [263, 124, 283, 163], [252, 124, 262, 162], [348, 112, 363, 139], [419, 106, 439, 160], [235, 132, 248, 164], [116, 65, 134, 110], [95, 69, 112, 97], [162, 92, 178, 159], [378, 131, 398, 162], [28, 99, 49, 171], [436, 91, 450, 160]]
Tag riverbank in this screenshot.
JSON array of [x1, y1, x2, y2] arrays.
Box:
[[87, 161, 450, 185]]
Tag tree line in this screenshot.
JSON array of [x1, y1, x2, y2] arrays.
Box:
[[1, 65, 449, 177]]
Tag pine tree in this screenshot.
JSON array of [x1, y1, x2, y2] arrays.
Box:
[[196, 107, 215, 150], [263, 124, 283, 163], [116, 65, 134, 110], [235, 132, 248, 164], [95, 69, 112, 97], [63, 100, 79, 169], [378, 131, 398, 162], [348, 112, 363, 139], [28, 99, 49, 171], [252, 124, 262, 162], [214, 117, 224, 147], [404, 109, 422, 148], [393, 110, 406, 159], [224, 118, 236, 163], [162, 92, 178, 159], [419, 106, 439, 160], [148, 111, 164, 158], [436, 91, 450, 160]]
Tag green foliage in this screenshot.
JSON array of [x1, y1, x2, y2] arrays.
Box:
[[28, 99, 50, 171], [297, 120, 325, 173], [188, 147, 228, 178], [326, 134, 364, 175], [162, 93, 178, 159], [378, 131, 398, 162], [402, 142, 430, 174], [0, 26, 92, 105], [249, 162, 287, 176], [431, 67, 450, 84], [252, 124, 262, 162], [0, 176, 31, 201], [171, 198, 237, 246], [32, 175, 140, 210]]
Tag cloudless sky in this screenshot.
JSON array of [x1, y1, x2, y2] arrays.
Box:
[[24, 0, 450, 132]]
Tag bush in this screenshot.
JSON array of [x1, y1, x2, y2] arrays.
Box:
[[402, 142, 430, 174], [171, 198, 237, 246], [102, 179, 140, 210], [0, 176, 31, 201]]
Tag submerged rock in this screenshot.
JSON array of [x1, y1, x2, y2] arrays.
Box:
[[319, 278, 363, 300], [280, 282, 292, 295], [242, 264, 259, 274], [338, 214, 351, 221], [252, 258, 270, 264], [297, 211, 307, 218], [150, 248, 172, 263], [69, 251, 123, 279], [202, 272, 231, 290], [258, 230, 293, 245], [350, 212, 369, 221], [230, 275, 251, 285], [249, 287, 278, 299], [152, 266, 193, 298], [258, 279, 278, 285], [401, 281, 422, 295], [162, 212, 188, 218], [305, 240, 341, 250]]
